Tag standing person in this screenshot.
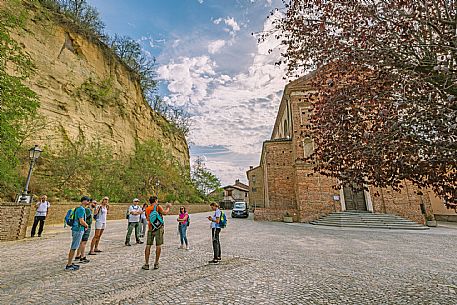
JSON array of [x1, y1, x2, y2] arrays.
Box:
[[31, 195, 50, 237], [142, 196, 172, 270], [140, 203, 148, 238], [76, 199, 95, 264], [65, 196, 89, 271], [125, 198, 143, 246], [177, 207, 189, 250], [207, 202, 222, 264], [89, 196, 109, 255]]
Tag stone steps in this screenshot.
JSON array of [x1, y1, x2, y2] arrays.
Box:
[[310, 211, 429, 230]]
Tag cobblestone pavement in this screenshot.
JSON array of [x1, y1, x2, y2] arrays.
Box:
[[1, 212, 456, 305]]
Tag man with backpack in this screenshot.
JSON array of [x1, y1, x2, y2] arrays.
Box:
[[207, 202, 226, 264], [75, 199, 96, 264], [125, 198, 143, 246], [142, 196, 172, 270], [65, 196, 90, 271]]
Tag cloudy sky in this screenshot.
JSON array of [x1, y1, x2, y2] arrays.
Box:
[[88, 0, 288, 185]]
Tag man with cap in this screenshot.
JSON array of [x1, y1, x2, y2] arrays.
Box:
[[125, 198, 144, 246], [65, 196, 90, 271]]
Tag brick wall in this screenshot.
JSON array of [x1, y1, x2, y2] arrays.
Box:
[[295, 166, 341, 222], [264, 140, 296, 210], [27, 202, 213, 226], [369, 182, 431, 225], [0, 202, 32, 241]]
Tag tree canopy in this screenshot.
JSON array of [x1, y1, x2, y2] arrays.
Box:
[[268, 0, 456, 202]]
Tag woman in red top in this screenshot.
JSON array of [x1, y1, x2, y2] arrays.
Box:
[[177, 207, 189, 250]]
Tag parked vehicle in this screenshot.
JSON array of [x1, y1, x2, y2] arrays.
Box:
[[231, 202, 249, 218]]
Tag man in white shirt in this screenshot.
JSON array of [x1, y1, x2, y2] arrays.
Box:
[[125, 198, 144, 246], [31, 195, 50, 237]]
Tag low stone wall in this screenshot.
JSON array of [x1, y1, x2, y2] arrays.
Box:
[[0, 202, 32, 241], [27, 202, 212, 226]]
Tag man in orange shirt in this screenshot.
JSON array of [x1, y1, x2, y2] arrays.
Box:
[[142, 196, 171, 270]]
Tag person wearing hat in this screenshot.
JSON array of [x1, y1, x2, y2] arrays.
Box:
[[65, 196, 90, 271], [125, 198, 144, 246]]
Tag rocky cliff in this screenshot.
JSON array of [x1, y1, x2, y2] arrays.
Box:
[[9, 3, 189, 166]]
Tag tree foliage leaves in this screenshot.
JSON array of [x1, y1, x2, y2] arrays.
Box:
[[271, 0, 457, 202]]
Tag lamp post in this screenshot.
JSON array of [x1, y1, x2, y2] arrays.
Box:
[[18, 145, 42, 203]]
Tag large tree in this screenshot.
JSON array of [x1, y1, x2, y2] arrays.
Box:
[[269, 0, 457, 203]]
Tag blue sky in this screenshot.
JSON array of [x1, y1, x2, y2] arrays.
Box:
[[88, 0, 287, 185]]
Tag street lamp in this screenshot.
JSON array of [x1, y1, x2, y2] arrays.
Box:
[[18, 145, 42, 203]]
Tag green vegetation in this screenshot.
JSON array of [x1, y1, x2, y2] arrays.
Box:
[[33, 138, 202, 203], [74, 77, 123, 113], [191, 157, 222, 200], [0, 1, 201, 201], [0, 1, 39, 198]]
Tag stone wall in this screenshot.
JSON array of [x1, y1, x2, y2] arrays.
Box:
[[0, 202, 32, 241], [27, 202, 212, 226], [370, 183, 432, 225]]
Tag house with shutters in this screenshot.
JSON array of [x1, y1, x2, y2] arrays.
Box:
[[247, 74, 438, 224]]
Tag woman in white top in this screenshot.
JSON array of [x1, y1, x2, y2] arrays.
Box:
[[31, 195, 50, 237], [89, 196, 109, 255]]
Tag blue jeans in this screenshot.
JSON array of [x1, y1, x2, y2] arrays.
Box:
[[178, 224, 188, 246]]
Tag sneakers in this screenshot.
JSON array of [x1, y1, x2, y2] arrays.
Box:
[[65, 264, 80, 271], [79, 257, 90, 264], [153, 263, 159, 270], [125, 242, 132, 246], [208, 259, 219, 264], [75, 256, 81, 260], [141, 264, 150, 270], [136, 240, 144, 244], [178, 245, 184, 249], [186, 246, 190, 251]]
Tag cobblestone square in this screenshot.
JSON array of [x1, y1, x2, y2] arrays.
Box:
[[0, 213, 456, 305]]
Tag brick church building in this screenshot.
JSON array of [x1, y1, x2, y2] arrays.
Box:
[[247, 75, 437, 224]]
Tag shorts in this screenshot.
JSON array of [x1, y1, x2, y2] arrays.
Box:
[[81, 227, 91, 242], [95, 222, 106, 230], [147, 227, 164, 246], [70, 230, 84, 250]]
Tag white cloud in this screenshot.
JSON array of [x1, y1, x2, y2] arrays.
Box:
[[158, 11, 287, 184], [197, 0, 204, 3], [208, 39, 226, 54], [224, 17, 240, 32]]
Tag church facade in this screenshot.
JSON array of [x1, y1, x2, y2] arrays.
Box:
[[247, 75, 435, 224]]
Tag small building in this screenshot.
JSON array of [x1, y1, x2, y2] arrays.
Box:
[[221, 180, 249, 209], [246, 166, 265, 209], [247, 74, 435, 224]]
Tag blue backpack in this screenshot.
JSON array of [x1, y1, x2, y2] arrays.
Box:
[[219, 210, 227, 228], [149, 205, 164, 231], [64, 208, 77, 227]]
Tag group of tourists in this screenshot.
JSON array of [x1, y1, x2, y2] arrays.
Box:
[[58, 194, 225, 271], [64, 196, 109, 270]]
